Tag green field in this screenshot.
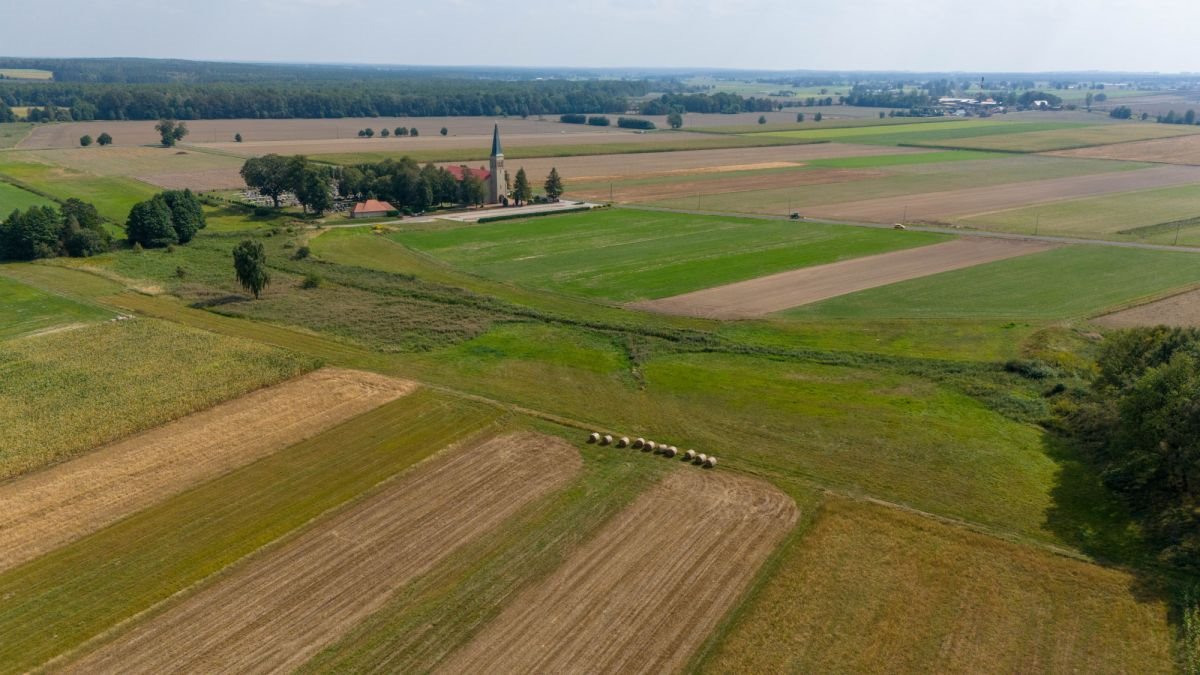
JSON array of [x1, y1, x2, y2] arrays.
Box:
[[700, 497, 1175, 674], [758, 119, 1091, 146], [906, 122, 1200, 152], [0, 273, 111, 340], [0, 390, 501, 672], [0, 179, 55, 213], [692, 116, 962, 135], [0, 157, 157, 222], [389, 209, 949, 302], [787, 245, 1200, 320], [0, 317, 315, 479], [960, 184, 1200, 242], [641, 155, 1146, 216], [0, 68, 53, 80]]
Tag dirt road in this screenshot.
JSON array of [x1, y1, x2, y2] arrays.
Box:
[[0, 368, 414, 572], [631, 237, 1055, 318], [438, 469, 797, 674], [64, 432, 581, 675]]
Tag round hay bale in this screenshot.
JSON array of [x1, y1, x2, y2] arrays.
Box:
[[645, 441, 657, 452], [617, 436, 629, 448], [696, 453, 708, 465], [588, 432, 600, 444], [632, 437, 645, 449], [601, 434, 613, 446], [664, 447, 677, 458], [704, 456, 717, 468], [684, 449, 696, 461]]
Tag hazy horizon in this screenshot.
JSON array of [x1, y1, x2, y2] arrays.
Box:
[[3, 0, 1198, 74]]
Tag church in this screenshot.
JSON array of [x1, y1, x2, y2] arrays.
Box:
[[442, 124, 509, 204]]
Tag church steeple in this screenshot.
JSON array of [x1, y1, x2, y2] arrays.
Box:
[[490, 123, 503, 158]]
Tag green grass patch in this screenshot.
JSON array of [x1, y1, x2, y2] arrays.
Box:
[[310, 133, 823, 166], [300, 428, 665, 672], [788, 245, 1200, 320], [960, 184, 1200, 242], [906, 122, 1200, 152], [0, 156, 157, 222], [0, 273, 111, 340], [0, 179, 54, 212], [804, 149, 1000, 168], [0, 318, 315, 479], [0, 389, 501, 672], [391, 208, 949, 302], [693, 116, 962, 135], [0, 123, 33, 149]]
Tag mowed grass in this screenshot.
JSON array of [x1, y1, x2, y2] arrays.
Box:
[[0, 318, 315, 479], [0, 273, 111, 340], [699, 497, 1175, 674], [787, 245, 1200, 320], [391, 209, 949, 302], [0, 390, 501, 672], [803, 149, 998, 168], [0, 156, 157, 221], [0, 180, 55, 212], [758, 119, 1091, 146], [300, 428, 666, 673], [310, 133, 822, 166], [960, 184, 1200, 242], [907, 122, 1200, 152]]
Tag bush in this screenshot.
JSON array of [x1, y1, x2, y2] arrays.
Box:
[[616, 117, 655, 130], [560, 114, 587, 124], [587, 116, 610, 126], [293, 245, 311, 260], [1003, 359, 1057, 380], [301, 272, 322, 289], [253, 206, 273, 217]]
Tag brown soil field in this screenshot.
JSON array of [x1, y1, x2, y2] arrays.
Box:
[[17, 116, 608, 150], [1050, 133, 1200, 165], [438, 469, 797, 674], [573, 167, 883, 203], [499, 143, 923, 186], [1094, 286, 1200, 328], [0, 368, 414, 572], [632, 238, 1055, 319], [65, 431, 581, 675], [802, 165, 1200, 223], [12, 147, 247, 190]]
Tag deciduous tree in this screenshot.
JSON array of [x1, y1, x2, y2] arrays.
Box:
[[232, 239, 270, 299], [154, 119, 188, 147]]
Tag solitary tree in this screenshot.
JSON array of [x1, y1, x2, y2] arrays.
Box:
[[814, 112, 823, 122], [97, 132, 112, 146], [667, 112, 683, 129], [410, 128, 419, 137], [757, 115, 767, 124], [235, 133, 243, 142], [544, 167, 563, 201], [155, 119, 189, 147], [232, 239, 270, 299], [796, 112, 805, 122], [79, 134, 93, 147], [440, 127, 448, 136], [364, 128, 375, 138], [512, 168, 532, 205]]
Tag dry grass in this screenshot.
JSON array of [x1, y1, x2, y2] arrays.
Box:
[[700, 497, 1175, 674], [1050, 133, 1200, 165], [13, 147, 246, 190], [0, 318, 316, 479]]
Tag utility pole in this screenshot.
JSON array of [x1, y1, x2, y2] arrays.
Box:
[[1175, 220, 1183, 246], [610, 183, 613, 202], [1035, 213, 1040, 236]]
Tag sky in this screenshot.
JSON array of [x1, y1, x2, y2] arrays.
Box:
[[2, 0, 1197, 73]]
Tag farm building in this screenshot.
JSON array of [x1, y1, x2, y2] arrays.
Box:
[[350, 199, 395, 218]]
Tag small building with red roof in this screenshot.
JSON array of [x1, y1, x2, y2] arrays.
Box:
[[350, 199, 396, 218]]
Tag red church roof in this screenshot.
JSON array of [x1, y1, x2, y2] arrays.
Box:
[[445, 165, 492, 181], [351, 199, 395, 215]]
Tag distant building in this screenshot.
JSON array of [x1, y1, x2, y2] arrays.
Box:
[[350, 199, 395, 218]]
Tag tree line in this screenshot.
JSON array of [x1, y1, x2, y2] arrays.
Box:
[[1055, 326, 1200, 571], [638, 92, 775, 115], [0, 199, 111, 260]]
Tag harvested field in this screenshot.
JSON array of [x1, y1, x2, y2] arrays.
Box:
[[14, 146, 247, 191], [0, 368, 413, 572], [66, 432, 581, 675], [1094, 287, 1200, 328], [460, 143, 922, 186], [1051, 133, 1200, 165], [439, 469, 797, 674], [906, 122, 1200, 153], [699, 498, 1175, 674], [800, 164, 1200, 223], [17, 116, 604, 150], [632, 238, 1054, 319], [573, 166, 882, 203]]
